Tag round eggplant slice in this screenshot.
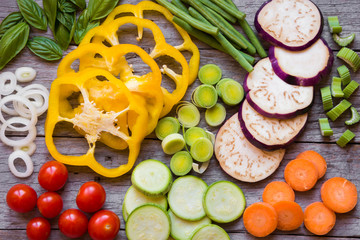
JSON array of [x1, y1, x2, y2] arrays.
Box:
[[269, 38, 333, 86], [255, 0, 323, 50], [238, 100, 308, 150], [244, 58, 314, 119], [215, 114, 285, 182]]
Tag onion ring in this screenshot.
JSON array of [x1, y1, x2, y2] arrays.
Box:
[[0, 117, 37, 147], [0, 72, 17, 95], [14, 89, 49, 116], [15, 67, 36, 83], [8, 150, 34, 178], [14, 142, 37, 156], [1, 85, 23, 116]]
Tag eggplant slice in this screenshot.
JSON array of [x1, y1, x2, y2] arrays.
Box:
[[215, 114, 285, 182], [255, 0, 323, 50], [238, 100, 308, 150], [269, 38, 333, 86], [244, 58, 314, 119]]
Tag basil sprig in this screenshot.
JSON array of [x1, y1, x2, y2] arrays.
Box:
[[0, 22, 30, 70], [17, 0, 48, 31], [28, 36, 63, 61], [0, 12, 24, 40]]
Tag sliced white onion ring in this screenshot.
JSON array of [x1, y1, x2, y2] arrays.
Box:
[[1, 85, 23, 116], [192, 160, 210, 174], [14, 142, 37, 156], [14, 89, 49, 116], [0, 117, 37, 146], [0, 72, 17, 95], [8, 150, 34, 178], [0, 95, 38, 130], [15, 67, 37, 82]]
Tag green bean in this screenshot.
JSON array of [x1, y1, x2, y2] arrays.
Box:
[[239, 19, 267, 58], [171, 0, 189, 13], [198, 0, 237, 24], [187, 0, 247, 49], [223, 0, 237, 8], [210, 0, 245, 20], [155, 0, 218, 35], [239, 51, 255, 65]]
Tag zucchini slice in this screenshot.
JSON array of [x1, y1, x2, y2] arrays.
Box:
[[169, 209, 211, 240], [126, 204, 171, 240], [168, 176, 208, 221], [190, 224, 230, 240], [203, 181, 246, 223], [131, 159, 172, 196]]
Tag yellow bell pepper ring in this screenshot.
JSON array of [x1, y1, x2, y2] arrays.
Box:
[[103, 1, 200, 85], [81, 16, 190, 117], [45, 68, 148, 178]]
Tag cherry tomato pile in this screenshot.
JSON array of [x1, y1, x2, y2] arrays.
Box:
[[6, 160, 120, 240]]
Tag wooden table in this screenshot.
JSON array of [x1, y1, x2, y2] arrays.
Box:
[[1, 0, 359, 239]]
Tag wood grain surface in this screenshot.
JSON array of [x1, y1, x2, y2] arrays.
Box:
[[0, 0, 359, 239]]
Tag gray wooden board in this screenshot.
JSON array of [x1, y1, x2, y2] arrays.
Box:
[[0, 0, 360, 239]]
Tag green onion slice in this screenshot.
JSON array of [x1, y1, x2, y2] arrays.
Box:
[[190, 137, 213, 162], [198, 64, 222, 85], [205, 103, 226, 127], [176, 102, 201, 128], [336, 129, 355, 148], [345, 107, 360, 126], [331, 77, 344, 98], [192, 84, 218, 109], [333, 33, 355, 47], [192, 160, 210, 174], [216, 78, 244, 106], [343, 80, 359, 99], [318, 118, 333, 137], [170, 151, 193, 176], [184, 127, 208, 146], [320, 86, 333, 111], [337, 65, 351, 86], [327, 16, 342, 34], [326, 99, 352, 121], [161, 133, 186, 155], [337, 47, 360, 72], [155, 117, 180, 140]]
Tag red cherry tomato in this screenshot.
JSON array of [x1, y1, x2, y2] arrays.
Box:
[[37, 192, 63, 218], [76, 181, 106, 213], [38, 161, 68, 191], [26, 217, 51, 240], [88, 210, 120, 240], [58, 209, 88, 238], [6, 184, 37, 213]]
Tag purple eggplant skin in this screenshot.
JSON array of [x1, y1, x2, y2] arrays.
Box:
[[268, 38, 334, 86], [254, 0, 324, 51], [237, 100, 308, 151]]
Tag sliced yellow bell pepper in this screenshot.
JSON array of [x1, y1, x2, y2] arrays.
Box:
[[45, 68, 148, 178], [103, 1, 200, 85]]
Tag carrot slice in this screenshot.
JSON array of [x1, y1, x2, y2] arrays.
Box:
[[304, 202, 336, 235], [296, 150, 327, 179], [272, 201, 304, 231], [284, 159, 318, 192], [262, 181, 295, 205], [321, 177, 358, 213], [243, 202, 278, 237]]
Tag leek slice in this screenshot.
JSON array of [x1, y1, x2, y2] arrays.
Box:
[[170, 151, 193, 176], [155, 117, 180, 140], [176, 102, 201, 128], [190, 137, 213, 162], [216, 78, 244, 106], [198, 64, 222, 85], [184, 127, 207, 146], [192, 85, 218, 108], [162, 133, 186, 155], [205, 103, 226, 127]]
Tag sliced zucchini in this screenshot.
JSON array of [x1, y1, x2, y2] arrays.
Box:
[[168, 209, 211, 240], [203, 181, 246, 223], [123, 185, 168, 221], [190, 224, 230, 240], [131, 159, 172, 196], [168, 176, 208, 221], [122, 201, 129, 221], [126, 204, 171, 240]]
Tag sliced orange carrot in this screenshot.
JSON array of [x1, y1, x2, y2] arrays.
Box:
[[284, 159, 318, 192], [262, 181, 295, 205], [304, 202, 336, 235], [243, 202, 278, 237], [272, 201, 304, 231], [321, 177, 358, 213], [296, 150, 327, 179]]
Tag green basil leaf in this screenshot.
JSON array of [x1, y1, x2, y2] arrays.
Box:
[[74, 9, 101, 45], [58, 0, 77, 13], [43, 0, 57, 32], [0, 12, 24, 40], [0, 22, 30, 70], [55, 12, 76, 50], [17, 0, 48, 31], [28, 36, 63, 61], [87, 0, 120, 21], [70, 0, 86, 10], [57, 11, 75, 32]]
